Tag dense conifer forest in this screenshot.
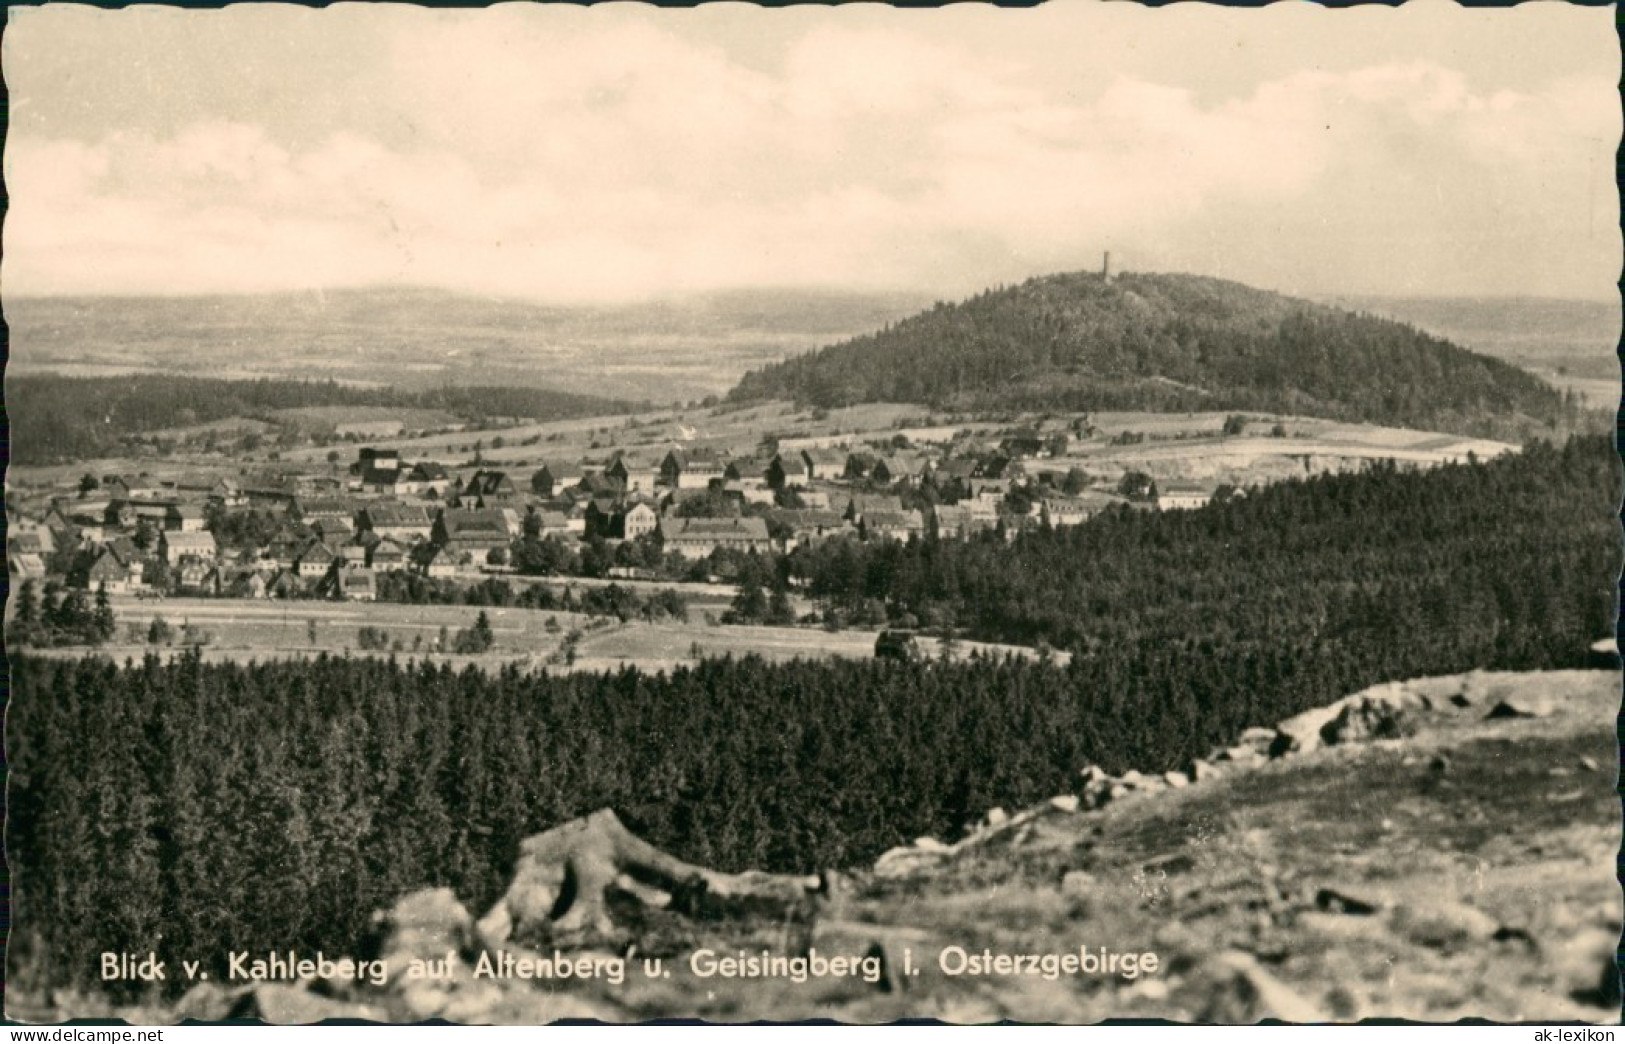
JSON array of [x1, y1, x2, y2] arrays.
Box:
[[785, 436, 1618, 651], [6, 375, 638, 464], [7, 436, 1617, 995], [729, 272, 1575, 438]]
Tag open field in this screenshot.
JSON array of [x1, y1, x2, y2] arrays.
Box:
[[82, 595, 1048, 673]]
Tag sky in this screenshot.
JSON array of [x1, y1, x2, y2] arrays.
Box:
[[4, 2, 1619, 304]]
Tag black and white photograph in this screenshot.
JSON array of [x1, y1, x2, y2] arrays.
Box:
[[2, 0, 1620, 1026]]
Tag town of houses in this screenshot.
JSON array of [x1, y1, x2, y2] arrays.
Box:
[[8, 423, 1224, 602]]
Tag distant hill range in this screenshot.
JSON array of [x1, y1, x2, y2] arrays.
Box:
[[4, 286, 930, 404], [728, 271, 1582, 438]]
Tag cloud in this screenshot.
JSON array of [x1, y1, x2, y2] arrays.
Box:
[[3, 7, 1616, 301]]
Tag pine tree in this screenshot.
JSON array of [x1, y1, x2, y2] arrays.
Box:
[[92, 583, 117, 642]]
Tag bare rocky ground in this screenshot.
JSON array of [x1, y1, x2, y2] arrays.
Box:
[[25, 668, 1621, 1025]]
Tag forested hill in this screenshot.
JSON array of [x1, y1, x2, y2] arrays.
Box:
[[728, 271, 1572, 436]]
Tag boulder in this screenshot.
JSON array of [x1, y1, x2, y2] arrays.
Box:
[[1270, 703, 1344, 759], [1559, 927, 1624, 1009], [1080, 780, 1116, 810], [376, 888, 476, 965], [478, 809, 822, 950], [982, 807, 1010, 829], [873, 845, 950, 880], [1314, 887, 1382, 916], [1049, 794, 1081, 812], [1485, 700, 1542, 720], [1386, 899, 1500, 951], [1320, 694, 1421, 746], [1162, 771, 1190, 789], [1187, 951, 1329, 1023], [1238, 726, 1278, 754], [1189, 759, 1221, 783], [1079, 764, 1110, 786]]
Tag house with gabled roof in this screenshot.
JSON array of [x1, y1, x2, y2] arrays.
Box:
[[801, 447, 848, 482], [658, 516, 772, 560], [295, 540, 337, 578], [530, 462, 583, 498], [660, 448, 726, 490], [164, 502, 209, 533], [861, 508, 926, 543], [434, 508, 512, 554], [1156, 482, 1215, 512], [399, 461, 452, 497], [932, 502, 999, 541], [605, 453, 659, 494], [419, 545, 460, 579], [842, 494, 905, 526], [459, 470, 519, 507], [768, 452, 810, 490], [358, 503, 434, 544], [8, 552, 47, 582], [160, 530, 218, 564], [368, 538, 409, 572]]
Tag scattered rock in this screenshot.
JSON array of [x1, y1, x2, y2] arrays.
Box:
[[1079, 764, 1110, 786], [1049, 794, 1080, 812], [1238, 727, 1279, 756], [171, 983, 246, 1023], [1386, 899, 1500, 951], [874, 844, 950, 879], [1314, 887, 1382, 916], [1559, 928, 1623, 1008], [1119, 770, 1151, 788], [1272, 704, 1345, 758], [915, 836, 951, 851], [1485, 700, 1542, 720], [1217, 745, 1262, 764], [1189, 759, 1221, 782], [1163, 771, 1190, 789], [1577, 755, 1600, 773], [376, 888, 476, 964], [983, 807, 1009, 828], [1187, 951, 1329, 1023], [1320, 694, 1421, 746]]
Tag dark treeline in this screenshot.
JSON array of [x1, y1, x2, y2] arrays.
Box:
[[730, 272, 1578, 439], [8, 436, 1618, 996], [7, 375, 638, 464], [374, 573, 689, 623], [786, 436, 1619, 654]]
